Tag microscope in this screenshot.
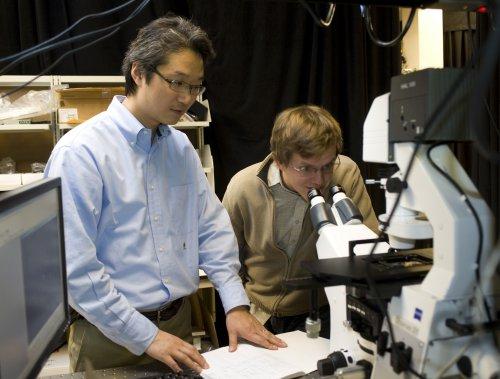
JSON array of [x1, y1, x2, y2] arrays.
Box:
[[307, 185, 392, 372], [302, 68, 500, 378]]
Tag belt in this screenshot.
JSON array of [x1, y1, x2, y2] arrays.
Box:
[[139, 297, 184, 324]]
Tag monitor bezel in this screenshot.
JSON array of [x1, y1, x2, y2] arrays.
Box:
[[0, 178, 70, 379]]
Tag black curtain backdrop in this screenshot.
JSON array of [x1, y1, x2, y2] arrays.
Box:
[[0, 0, 401, 346], [2, 0, 499, 348], [2, 5, 499, 229], [0, 0, 191, 75], [192, 2, 399, 212], [0, 0, 399, 213], [443, 10, 500, 231]]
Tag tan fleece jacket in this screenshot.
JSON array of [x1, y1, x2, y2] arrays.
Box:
[[222, 154, 378, 317]]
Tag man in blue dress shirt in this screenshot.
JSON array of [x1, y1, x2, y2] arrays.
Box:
[[45, 15, 285, 374]]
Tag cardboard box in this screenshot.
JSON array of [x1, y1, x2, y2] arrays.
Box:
[[57, 87, 124, 124]]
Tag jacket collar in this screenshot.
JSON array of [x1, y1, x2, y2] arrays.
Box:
[[256, 154, 274, 186]]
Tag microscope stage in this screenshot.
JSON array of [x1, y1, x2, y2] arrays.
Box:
[[302, 249, 432, 287]]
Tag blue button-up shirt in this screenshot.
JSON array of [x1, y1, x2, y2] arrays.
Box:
[[45, 96, 249, 355]]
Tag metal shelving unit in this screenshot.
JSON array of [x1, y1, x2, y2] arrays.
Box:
[[0, 124, 51, 132], [0, 75, 215, 190], [0, 75, 56, 190]]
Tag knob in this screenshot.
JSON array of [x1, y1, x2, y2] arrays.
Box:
[[386, 177, 407, 193], [317, 351, 348, 376]]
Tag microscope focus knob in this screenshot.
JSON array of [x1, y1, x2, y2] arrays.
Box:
[[385, 177, 407, 193], [317, 351, 348, 376]]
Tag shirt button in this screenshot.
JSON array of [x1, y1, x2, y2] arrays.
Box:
[[154, 215, 159, 221], [159, 247, 164, 252], [150, 185, 155, 190], [163, 278, 169, 284]]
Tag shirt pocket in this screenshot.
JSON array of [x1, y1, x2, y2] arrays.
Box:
[[171, 230, 200, 279], [167, 183, 197, 235]]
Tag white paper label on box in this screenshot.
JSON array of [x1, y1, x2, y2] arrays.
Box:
[[58, 108, 78, 123]]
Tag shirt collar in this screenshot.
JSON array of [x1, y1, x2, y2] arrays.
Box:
[[267, 161, 282, 187], [268, 160, 298, 195], [107, 95, 172, 146]]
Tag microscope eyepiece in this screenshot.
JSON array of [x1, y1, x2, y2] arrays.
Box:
[[330, 185, 345, 197], [307, 188, 321, 201], [308, 188, 334, 231]]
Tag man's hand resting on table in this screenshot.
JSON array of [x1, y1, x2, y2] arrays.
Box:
[[146, 330, 209, 374], [225, 306, 288, 352]]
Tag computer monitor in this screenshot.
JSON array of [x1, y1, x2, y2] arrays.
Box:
[[0, 178, 69, 379]]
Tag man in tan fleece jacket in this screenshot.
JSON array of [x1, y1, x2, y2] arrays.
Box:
[[222, 105, 379, 338]]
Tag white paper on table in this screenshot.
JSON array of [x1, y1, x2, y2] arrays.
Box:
[[201, 330, 329, 379]]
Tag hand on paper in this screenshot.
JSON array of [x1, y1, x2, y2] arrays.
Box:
[[225, 306, 288, 352]]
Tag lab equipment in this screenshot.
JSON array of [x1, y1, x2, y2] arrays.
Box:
[[0, 178, 69, 379]]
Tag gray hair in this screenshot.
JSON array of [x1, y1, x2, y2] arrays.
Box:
[[122, 15, 215, 95]]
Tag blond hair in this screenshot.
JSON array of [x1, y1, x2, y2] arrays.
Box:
[[270, 105, 343, 165]]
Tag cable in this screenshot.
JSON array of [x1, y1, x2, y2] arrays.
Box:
[[427, 142, 484, 281], [435, 338, 473, 378], [298, 0, 336, 28], [363, 66, 472, 378], [467, 0, 500, 163], [366, 3, 500, 375], [479, 240, 500, 305], [360, 5, 416, 48], [465, 10, 500, 145], [489, 3, 497, 32], [0, 0, 150, 77], [0, 0, 150, 99], [460, 11, 499, 337], [467, 7, 500, 158], [483, 98, 500, 138], [0, 0, 139, 64], [363, 257, 426, 378], [462, 10, 499, 338], [427, 142, 497, 348], [0, 27, 120, 101], [0, 0, 148, 76]]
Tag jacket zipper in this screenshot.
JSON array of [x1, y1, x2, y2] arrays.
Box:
[[256, 157, 299, 316]]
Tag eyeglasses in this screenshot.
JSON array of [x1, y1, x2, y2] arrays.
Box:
[[289, 156, 340, 178], [153, 68, 205, 96]]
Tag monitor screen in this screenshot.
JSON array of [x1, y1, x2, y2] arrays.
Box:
[[0, 178, 69, 379]]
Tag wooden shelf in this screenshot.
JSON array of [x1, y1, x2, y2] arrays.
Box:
[[0, 75, 53, 87], [0, 124, 51, 132], [0, 173, 44, 191], [174, 121, 210, 129], [0, 109, 53, 124], [56, 75, 125, 84]]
